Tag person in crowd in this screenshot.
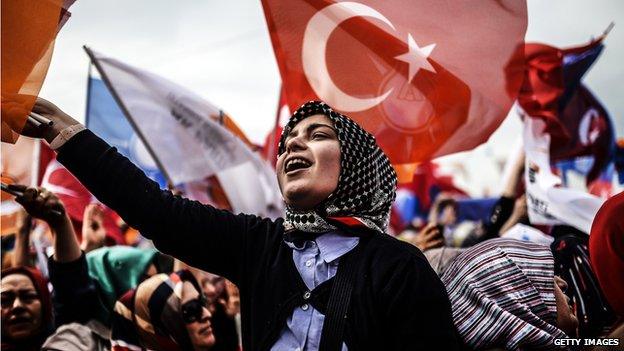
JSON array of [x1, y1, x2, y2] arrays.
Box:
[[1, 266, 53, 351], [80, 203, 108, 253], [442, 238, 578, 350], [18, 98, 459, 350], [202, 274, 239, 351], [86, 245, 165, 325], [551, 227, 615, 338], [10, 211, 34, 268], [11, 185, 111, 350], [589, 191, 624, 345], [396, 221, 462, 276], [110, 269, 216, 351], [184, 265, 240, 351], [10, 185, 175, 350]]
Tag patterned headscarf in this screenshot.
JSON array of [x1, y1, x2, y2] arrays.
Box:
[[441, 238, 568, 350], [278, 101, 397, 234], [110, 270, 204, 351]]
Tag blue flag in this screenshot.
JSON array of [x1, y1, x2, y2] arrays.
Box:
[[85, 77, 167, 188]]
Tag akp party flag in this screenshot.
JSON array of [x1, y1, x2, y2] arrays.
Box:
[[262, 0, 527, 181], [523, 117, 604, 233], [85, 48, 282, 217], [1, 0, 75, 143]]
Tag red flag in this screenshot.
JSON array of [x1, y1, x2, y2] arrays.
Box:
[[262, 87, 289, 167], [551, 85, 614, 183], [262, 0, 527, 181], [518, 38, 604, 140], [40, 148, 124, 244]]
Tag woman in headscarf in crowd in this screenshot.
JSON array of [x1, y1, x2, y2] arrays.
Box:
[[1, 266, 53, 351], [589, 191, 624, 342], [86, 246, 164, 324], [442, 238, 578, 350], [18, 98, 459, 350], [111, 269, 215, 351], [9, 184, 173, 351]]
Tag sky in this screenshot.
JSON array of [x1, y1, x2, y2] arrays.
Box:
[[39, 0, 623, 196]]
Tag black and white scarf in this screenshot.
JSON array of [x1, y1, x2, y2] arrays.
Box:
[[278, 101, 397, 234]]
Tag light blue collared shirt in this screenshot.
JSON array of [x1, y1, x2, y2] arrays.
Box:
[[271, 231, 359, 351]]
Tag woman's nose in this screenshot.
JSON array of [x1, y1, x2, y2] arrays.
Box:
[[12, 297, 26, 309], [285, 135, 307, 153], [202, 306, 212, 319]]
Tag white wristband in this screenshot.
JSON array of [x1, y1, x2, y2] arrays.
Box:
[[49, 124, 86, 150]]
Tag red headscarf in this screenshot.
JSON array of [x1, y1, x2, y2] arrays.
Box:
[[589, 191, 624, 317], [1, 266, 53, 351]]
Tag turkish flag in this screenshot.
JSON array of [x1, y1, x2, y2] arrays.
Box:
[[40, 150, 124, 244], [262, 0, 527, 181]]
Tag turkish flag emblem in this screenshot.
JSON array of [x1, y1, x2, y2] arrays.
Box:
[[262, 0, 527, 180]]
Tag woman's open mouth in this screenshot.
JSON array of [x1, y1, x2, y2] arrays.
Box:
[[285, 157, 312, 175], [199, 324, 213, 336]]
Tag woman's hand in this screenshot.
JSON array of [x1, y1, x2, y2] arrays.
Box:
[[13, 185, 81, 262], [14, 97, 81, 143], [13, 185, 67, 228], [413, 223, 445, 252]]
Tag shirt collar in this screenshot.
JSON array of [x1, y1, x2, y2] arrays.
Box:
[[285, 230, 359, 264]]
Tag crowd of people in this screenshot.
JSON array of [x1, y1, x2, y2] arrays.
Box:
[[1, 98, 623, 350]]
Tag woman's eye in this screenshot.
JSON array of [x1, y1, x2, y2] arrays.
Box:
[[312, 133, 326, 139]]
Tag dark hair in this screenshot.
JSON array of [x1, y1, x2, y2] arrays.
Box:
[[437, 199, 458, 214]]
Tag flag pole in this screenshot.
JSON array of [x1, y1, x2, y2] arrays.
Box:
[[82, 45, 176, 187], [84, 63, 93, 126]]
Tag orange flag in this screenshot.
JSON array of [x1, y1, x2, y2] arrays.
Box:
[[1, 0, 74, 143], [262, 0, 527, 182]]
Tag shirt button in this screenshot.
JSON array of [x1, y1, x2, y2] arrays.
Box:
[[305, 259, 313, 267], [303, 291, 311, 300], [301, 304, 309, 311]]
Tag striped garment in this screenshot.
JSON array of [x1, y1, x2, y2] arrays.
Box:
[[110, 270, 199, 351], [441, 238, 568, 350]]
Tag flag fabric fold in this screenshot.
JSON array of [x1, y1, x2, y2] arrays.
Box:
[[262, 0, 527, 181], [523, 117, 604, 233], [86, 48, 282, 216], [1, 0, 75, 143], [86, 76, 168, 189], [519, 38, 614, 184]]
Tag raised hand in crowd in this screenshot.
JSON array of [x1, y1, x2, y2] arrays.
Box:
[[499, 193, 529, 235], [413, 222, 445, 252], [80, 203, 107, 253], [400, 222, 444, 252], [13, 185, 81, 263], [219, 279, 241, 318], [11, 210, 33, 268]]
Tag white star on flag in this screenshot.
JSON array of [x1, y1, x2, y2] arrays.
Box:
[[394, 34, 436, 83]]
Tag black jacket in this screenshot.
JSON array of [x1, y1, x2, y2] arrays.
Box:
[[57, 130, 459, 351]]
